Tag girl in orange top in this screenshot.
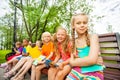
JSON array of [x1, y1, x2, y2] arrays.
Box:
[[31, 32, 54, 80], [41, 41, 54, 61]]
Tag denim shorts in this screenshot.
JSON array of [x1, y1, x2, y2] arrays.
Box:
[[16, 56, 31, 60], [44, 59, 52, 68]]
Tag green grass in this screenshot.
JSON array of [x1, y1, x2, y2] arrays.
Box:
[[0, 50, 11, 63]]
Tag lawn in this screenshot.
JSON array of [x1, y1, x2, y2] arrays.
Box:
[[0, 50, 11, 63]]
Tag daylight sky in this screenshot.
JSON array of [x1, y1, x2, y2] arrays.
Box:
[[92, 0, 120, 34], [0, 0, 120, 34]]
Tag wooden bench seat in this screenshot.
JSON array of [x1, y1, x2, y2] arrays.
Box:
[[99, 33, 120, 80]]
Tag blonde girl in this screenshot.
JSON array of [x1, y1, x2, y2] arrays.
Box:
[[66, 13, 104, 80], [48, 27, 72, 80], [31, 32, 54, 80]]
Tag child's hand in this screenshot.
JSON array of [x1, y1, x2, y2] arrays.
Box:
[[70, 54, 76, 67], [39, 48, 42, 51], [73, 53, 79, 58], [15, 53, 20, 55], [33, 58, 37, 60], [58, 63, 64, 70], [38, 61, 42, 64], [50, 62, 56, 67], [97, 56, 104, 65], [14, 48, 16, 51], [38, 61, 44, 64]]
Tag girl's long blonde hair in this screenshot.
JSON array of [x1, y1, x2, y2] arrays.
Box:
[[71, 13, 90, 46], [53, 27, 71, 55]]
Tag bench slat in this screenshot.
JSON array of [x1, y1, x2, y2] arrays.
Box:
[[101, 49, 120, 54], [102, 56, 120, 61], [100, 42, 118, 47], [104, 69, 120, 80], [104, 62, 120, 69], [104, 69, 120, 76], [104, 74, 120, 80], [99, 33, 116, 37], [99, 37, 117, 42]]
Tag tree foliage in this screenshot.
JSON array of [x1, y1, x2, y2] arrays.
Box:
[[0, 0, 95, 49]]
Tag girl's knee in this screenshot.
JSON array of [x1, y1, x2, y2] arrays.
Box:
[[32, 65, 35, 70], [56, 71, 63, 78], [48, 68, 56, 74], [21, 57, 26, 60], [12, 59, 18, 62], [48, 68, 53, 72], [20, 58, 27, 62], [13, 59, 18, 64], [35, 66, 42, 71], [14, 59, 18, 62], [28, 58, 33, 61]]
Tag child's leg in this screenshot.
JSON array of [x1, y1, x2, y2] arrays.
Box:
[[12, 59, 18, 66], [0, 59, 15, 68], [4, 64, 12, 73], [7, 58, 17, 64], [6, 59, 19, 71], [55, 65, 71, 80], [48, 67, 58, 80], [17, 59, 34, 77], [7, 64, 12, 71], [8, 59, 18, 71], [13, 59, 29, 78], [3, 58, 29, 79], [31, 65, 36, 80], [6, 57, 27, 74], [35, 64, 46, 80]]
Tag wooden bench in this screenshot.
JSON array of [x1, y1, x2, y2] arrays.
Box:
[[99, 33, 120, 80]]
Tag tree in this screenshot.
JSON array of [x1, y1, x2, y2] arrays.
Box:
[[0, 13, 14, 49], [9, 0, 95, 42], [0, 0, 96, 49]]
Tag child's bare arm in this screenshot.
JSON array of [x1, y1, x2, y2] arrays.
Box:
[[70, 35, 100, 67], [62, 59, 70, 65], [97, 55, 104, 65], [46, 52, 53, 60], [52, 53, 60, 64], [14, 48, 21, 55]]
